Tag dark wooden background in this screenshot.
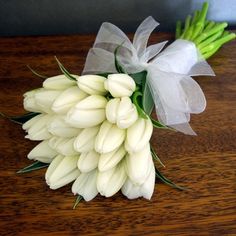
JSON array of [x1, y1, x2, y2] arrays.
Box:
[[0, 33, 235, 235]]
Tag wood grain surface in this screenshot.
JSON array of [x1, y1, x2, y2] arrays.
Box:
[[0, 33, 235, 236]]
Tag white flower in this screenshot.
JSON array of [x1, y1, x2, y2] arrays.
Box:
[[66, 95, 107, 128], [49, 137, 78, 156], [34, 89, 62, 113], [23, 89, 44, 113], [46, 155, 80, 190], [43, 74, 77, 90], [98, 145, 126, 172], [72, 169, 98, 201], [125, 117, 153, 153], [24, 114, 53, 140], [97, 161, 127, 197], [95, 120, 126, 154], [77, 150, 99, 173], [47, 115, 81, 138], [106, 97, 138, 129], [28, 140, 58, 163], [52, 86, 87, 114], [77, 75, 107, 95], [104, 74, 136, 97], [125, 143, 152, 185], [74, 126, 100, 153], [23, 113, 44, 131], [121, 161, 155, 200]]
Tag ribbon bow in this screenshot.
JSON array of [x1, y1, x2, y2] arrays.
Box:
[[83, 16, 215, 135]]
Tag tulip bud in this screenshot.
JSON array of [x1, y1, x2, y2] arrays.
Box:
[[46, 155, 80, 190], [49, 137, 78, 156], [43, 74, 77, 90], [78, 150, 99, 173], [34, 89, 62, 113], [106, 97, 138, 129], [23, 114, 44, 131], [95, 120, 126, 154], [47, 115, 81, 138], [23, 89, 44, 113], [125, 143, 152, 185], [52, 86, 87, 114], [74, 126, 100, 153], [97, 161, 127, 197], [25, 114, 53, 141], [121, 161, 155, 200], [66, 95, 107, 128], [104, 74, 136, 97], [125, 117, 153, 153], [77, 75, 107, 95], [28, 140, 58, 163], [72, 169, 98, 201], [98, 145, 126, 172]]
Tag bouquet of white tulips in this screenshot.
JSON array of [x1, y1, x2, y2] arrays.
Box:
[[3, 2, 235, 207]]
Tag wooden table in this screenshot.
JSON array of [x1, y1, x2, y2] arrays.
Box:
[[0, 33, 235, 235]]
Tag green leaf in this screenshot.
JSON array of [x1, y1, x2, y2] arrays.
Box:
[[27, 65, 48, 79], [142, 78, 154, 116], [155, 167, 186, 191], [114, 44, 125, 73], [0, 112, 40, 125], [151, 117, 175, 130], [132, 91, 148, 119], [54, 56, 77, 81], [151, 146, 165, 168], [17, 161, 49, 174], [129, 71, 147, 85], [73, 195, 83, 209]]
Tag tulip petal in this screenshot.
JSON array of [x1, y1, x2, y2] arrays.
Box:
[[52, 86, 87, 114], [72, 169, 98, 201], [125, 143, 152, 185], [99, 145, 126, 172], [78, 150, 99, 173], [95, 120, 126, 154], [43, 74, 77, 90], [28, 140, 58, 163], [74, 126, 100, 152], [97, 160, 127, 197]]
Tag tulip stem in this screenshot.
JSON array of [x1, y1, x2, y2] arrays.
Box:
[[175, 1, 236, 59]]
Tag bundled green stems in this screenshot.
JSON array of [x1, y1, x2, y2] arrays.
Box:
[[175, 2, 236, 59]]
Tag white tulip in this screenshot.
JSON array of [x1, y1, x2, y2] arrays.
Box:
[[66, 95, 107, 128], [125, 143, 152, 185], [25, 114, 53, 140], [95, 120, 126, 154], [74, 126, 100, 153], [43, 74, 77, 90], [104, 74, 136, 97], [52, 86, 87, 114], [22, 114, 44, 131], [23, 89, 44, 113], [125, 117, 153, 153], [121, 161, 155, 200], [98, 145, 126, 172], [77, 150, 99, 173], [28, 140, 58, 163], [72, 169, 98, 201], [47, 115, 81, 138], [34, 89, 61, 113], [97, 161, 127, 197], [46, 155, 80, 190], [77, 75, 107, 95], [106, 97, 138, 129], [50, 137, 78, 156]]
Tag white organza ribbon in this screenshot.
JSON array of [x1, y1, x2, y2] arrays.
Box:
[[82, 16, 215, 135]]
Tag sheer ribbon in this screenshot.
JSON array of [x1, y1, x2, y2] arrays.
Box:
[[82, 16, 215, 135]]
